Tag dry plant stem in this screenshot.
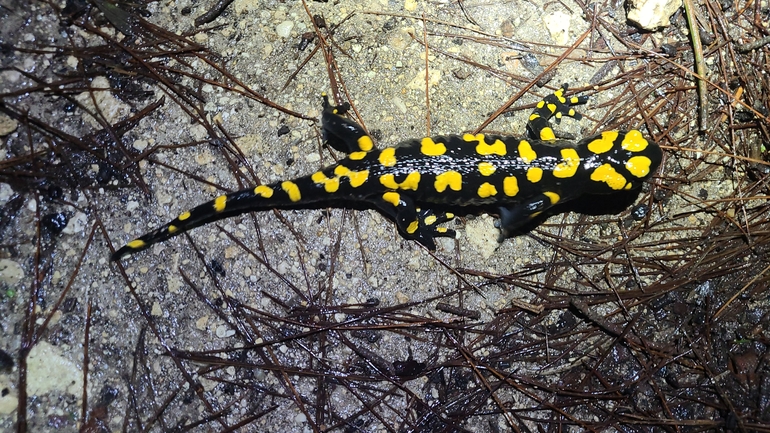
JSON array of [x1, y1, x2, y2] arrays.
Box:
[[422, 12, 431, 137], [683, 0, 708, 132], [473, 28, 591, 133]]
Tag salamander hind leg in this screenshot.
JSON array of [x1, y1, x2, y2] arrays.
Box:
[[496, 191, 563, 241], [526, 84, 589, 142], [321, 94, 376, 154], [374, 193, 456, 250]]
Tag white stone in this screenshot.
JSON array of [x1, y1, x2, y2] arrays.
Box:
[[62, 211, 87, 235], [27, 341, 84, 396], [0, 259, 23, 285], [0, 183, 13, 205], [0, 375, 18, 414], [627, 0, 682, 30], [542, 11, 571, 45], [73, 76, 131, 128], [151, 301, 163, 316], [464, 214, 499, 259], [0, 113, 18, 136], [1, 70, 21, 83], [133, 139, 148, 151], [276, 20, 294, 38], [406, 69, 441, 90], [216, 325, 228, 338]]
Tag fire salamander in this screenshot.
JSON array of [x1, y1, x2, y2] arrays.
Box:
[[111, 86, 662, 261]]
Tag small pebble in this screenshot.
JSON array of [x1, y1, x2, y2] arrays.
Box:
[[276, 21, 294, 38]]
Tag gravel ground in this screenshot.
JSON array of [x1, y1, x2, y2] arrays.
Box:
[[2, 0, 769, 432]]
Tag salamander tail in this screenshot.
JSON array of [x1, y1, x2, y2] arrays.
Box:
[[110, 180, 311, 261]]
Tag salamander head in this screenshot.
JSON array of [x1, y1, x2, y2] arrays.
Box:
[[579, 130, 662, 194]]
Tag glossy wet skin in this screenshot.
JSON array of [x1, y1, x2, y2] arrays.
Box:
[[112, 86, 662, 260]]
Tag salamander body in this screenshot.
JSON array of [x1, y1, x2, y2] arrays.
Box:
[[111, 86, 662, 261]]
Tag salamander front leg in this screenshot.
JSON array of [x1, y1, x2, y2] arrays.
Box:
[[526, 84, 589, 142]]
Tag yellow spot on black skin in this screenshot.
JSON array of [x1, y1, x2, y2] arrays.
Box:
[[179, 211, 191, 221], [382, 192, 401, 206], [462, 133, 480, 142], [406, 220, 419, 234], [465, 133, 507, 156], [168, 225, 178, 234], [127, 239, 146, 249], [313, 166, 370, 192], [587, 131, 618, 154], [349, 151, 367, 160], [358, 136, 374, 152], [334, 166, 369, 188], [476, 134, 508, 156], [554, 88, 566, 103], [543, 192, 560, 204], [626, 156, 653, 178], [380, 174, 399, 190], [539, 126, 555, 141], [518, 141, 536, 163], [214, 195, 227, 212], [312, 171, 340, 193], [434, 171, 462, 192], [590, 164, 628, 190], [282, 181, 302, 202], [333, 166, 348, 176], [379, 172, 421, 191], [347, 170, 369, 187], [420, 137, 447, 156], [503, 176, 519, 196], [253, 185, 274, 198], [478, 162, 496, 176], [424, 215, 438, 225], [527, 167, 543, 183], [311, 172, 326, 182], [477, 182, 497, 198], [553, 148, 580, 178], [379, 147, 397, 167], [621, 130, 649, 152]]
